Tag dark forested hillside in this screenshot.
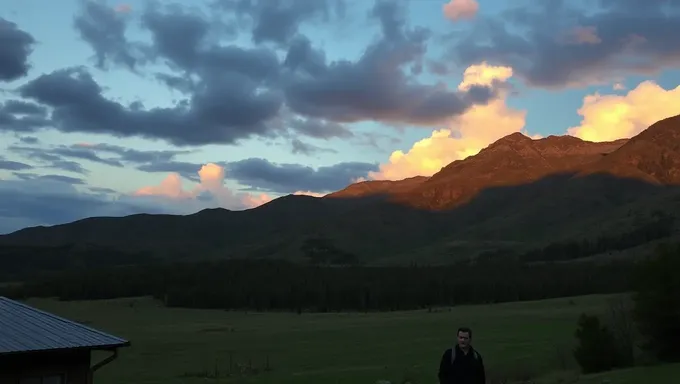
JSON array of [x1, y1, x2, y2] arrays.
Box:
[[2, 258, 635, 312], [1, 115, 680, 267]]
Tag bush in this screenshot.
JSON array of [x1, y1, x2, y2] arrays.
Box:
[[632, 243, 680, 362], [604, 296, 636, 367], [573, 313, 626, 373]]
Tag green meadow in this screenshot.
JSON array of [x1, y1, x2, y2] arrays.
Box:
[[25, 295, 679, 384]]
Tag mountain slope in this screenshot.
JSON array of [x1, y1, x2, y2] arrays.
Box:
[[392, 133, 628, 210], [579, 114, 680, 184], [1, 114, 680, 265], [326, 176, 429, 198]]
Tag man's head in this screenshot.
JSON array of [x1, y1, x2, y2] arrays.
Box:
[[457, 327, 472, 349]]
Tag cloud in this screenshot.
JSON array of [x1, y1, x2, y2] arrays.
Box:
[[0, 18, 35, 81], [0, 162, 282, 234], [215, 0, 346, 45], [12, 140, 369, 193], [2, 0, 501, 147], [0, 99, 50, 133], [450, 0, 680, 88], [73, 0, 144, 70], [226, 158, 378, 193], [241, 192, 273, 208], [0, 176, 181, 235], [134, 163, 272, 209], [6, 145, 91, 175], [18, 136, 39, 144], [567, 81, 680, 142], [7, 142, 192, 175], [18, 67, 283, 146], [290, 138, 337, 156], [562, 26, 602, 45], [114, 4, 132, 14], [0, 159, 32, 171], [282, 1, 497, 126], [370, 62, 528, 180], [13, 173, 86, 185], [293, 190, 327, 197], [443, 0, 479, 21]]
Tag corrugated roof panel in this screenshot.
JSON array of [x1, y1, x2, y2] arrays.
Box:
[[0, 297, 129, 355]]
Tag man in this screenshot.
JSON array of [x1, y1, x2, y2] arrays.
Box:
[[438, 327, 486, 384]]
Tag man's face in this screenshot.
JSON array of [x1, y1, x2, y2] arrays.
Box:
[[457, 331, 471, 348]]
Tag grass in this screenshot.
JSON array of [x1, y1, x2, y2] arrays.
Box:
[[22, 294, 680, 384]]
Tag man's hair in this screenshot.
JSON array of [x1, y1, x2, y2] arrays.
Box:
[[457, 327, 472, 338]]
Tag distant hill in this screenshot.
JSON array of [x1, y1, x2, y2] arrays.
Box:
[[2, 115, 680, 267]]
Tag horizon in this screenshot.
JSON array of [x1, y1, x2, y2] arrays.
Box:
[[1, 0, 680, 234]]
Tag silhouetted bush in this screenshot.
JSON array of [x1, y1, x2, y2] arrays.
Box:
[[604, 296, 636, 367], [573, 313, 627, 373], [632, 243, 680, 362]]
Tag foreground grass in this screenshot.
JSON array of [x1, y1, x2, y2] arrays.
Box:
[[23, 295, 678, 384]]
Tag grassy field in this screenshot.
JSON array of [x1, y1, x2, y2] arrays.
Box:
[[23, 295, 680, 384]]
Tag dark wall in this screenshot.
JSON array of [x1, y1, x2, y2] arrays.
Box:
[[0, 349, 91, 384]]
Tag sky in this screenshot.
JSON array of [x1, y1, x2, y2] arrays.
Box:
[[1, 0, 680, 234]]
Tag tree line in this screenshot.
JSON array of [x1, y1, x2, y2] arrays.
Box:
[[573, 243, 680, 374], [479, 214, 675, 263], [0, 244, 158, 281], [3, 259, 635, 312]]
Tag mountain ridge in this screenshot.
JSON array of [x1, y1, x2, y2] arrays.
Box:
[[2, 114, 680, 265]]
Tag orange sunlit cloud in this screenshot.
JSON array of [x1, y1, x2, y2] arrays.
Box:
[[134, 173, 193, 199], [293, 190, 327, 197], [241, 193, 273, 208], [567, 81, 680, 142], [443, 0, 479, 21], [133, 163, 272, 209], [114, 4, 131, 13], [369, 62, 532, 180]]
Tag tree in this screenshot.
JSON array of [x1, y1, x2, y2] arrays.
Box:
[[632, 243, 680, 362], [573, 313, 625, 373]]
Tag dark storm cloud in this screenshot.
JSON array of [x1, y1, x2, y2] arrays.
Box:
[[136, 161, 206, 182], [9, 144, 117, 168], [73, 0, 146, 70], [281, 1, 497, 125], [12, 173, 86, 185], [0, 159, 32, 171], [0, 99, 50, 133], [48, 160, 89, 175], [8, 145, 90, 175], [89, 186, 117, 194], [286, 116, 353, 139], [19, 136, 39, 144], [215, 0, 346, 45], [4, 0, 498, 146], [226, 158, 377, 193], [19, 67, 282, 146], [0, 18, 35, 81], [8, 142, 197, 179], [60, 143, 193, 167], [449, 0, 680, 88], [290, 138, 337, 155]]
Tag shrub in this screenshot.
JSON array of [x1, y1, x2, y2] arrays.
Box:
[[573, 313, 625, 373], [632, 243, 680, 362]]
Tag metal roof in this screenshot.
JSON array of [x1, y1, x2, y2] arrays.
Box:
[[0, 297, 130, 355]]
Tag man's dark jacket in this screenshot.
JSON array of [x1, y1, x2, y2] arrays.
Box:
[[438, 345, 486, 384]]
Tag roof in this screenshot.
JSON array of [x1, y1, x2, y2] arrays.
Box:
[[0, 297, 130, 355]]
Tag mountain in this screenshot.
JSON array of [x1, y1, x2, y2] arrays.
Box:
[[327, 176, 429, 198], [2, 115, 680, 267], [391, 133, 628, 210]]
